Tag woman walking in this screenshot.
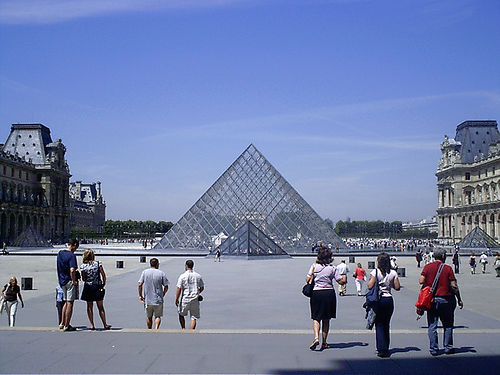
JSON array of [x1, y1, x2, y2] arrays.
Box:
[[367, 253, 400, 358], [1, 277, 24, 327], [353, 263, 366, 296], [80, 250, 111, 330], [306, 247, 346, 351]]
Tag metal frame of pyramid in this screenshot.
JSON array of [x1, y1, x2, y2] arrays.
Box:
[[458, 226, 500, 250], [155, 144, 346, 252], [209, 220, 290, 259]]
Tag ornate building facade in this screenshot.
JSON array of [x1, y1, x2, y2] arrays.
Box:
[[0, 124, 71, 244], [437, 120, 500, 243], [69, 181, 106, 233]]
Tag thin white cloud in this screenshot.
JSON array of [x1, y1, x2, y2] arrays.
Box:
[[140, 90, 497, 151], [141, 90, 500, 143], [0, 0, 250, 25]]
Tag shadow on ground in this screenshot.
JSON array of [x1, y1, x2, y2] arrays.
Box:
[[270, 353, 498, 375]]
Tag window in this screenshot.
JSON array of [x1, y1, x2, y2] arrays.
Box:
[[11, 168, 14, 177], [466, 191, 472, 205], [465, 172, 470, 180], [479, 171, 481, 178], [18, 170, 21, 178], [493, 167, 496, 175], [486, 169, 488, 177], [2, 166, 5, 175]]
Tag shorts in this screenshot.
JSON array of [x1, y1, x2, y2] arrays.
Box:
[[145, 304, 163, 318], [178, 298, 200, 320], [61, 281, 78, 302]]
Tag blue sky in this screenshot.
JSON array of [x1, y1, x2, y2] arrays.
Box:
[[1, 0, 499, 223]]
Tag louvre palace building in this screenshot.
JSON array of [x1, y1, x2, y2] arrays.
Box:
[[437, 120, 500, 244], [0, 124, 105, 245]]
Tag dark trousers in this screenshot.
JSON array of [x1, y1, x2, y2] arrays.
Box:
[[375, 296, 394, 353], [454, 263, 459, 274], [56, 301, 64, 325]]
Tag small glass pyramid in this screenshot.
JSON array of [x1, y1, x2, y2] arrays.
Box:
[[458, 226, 500, 249], [155, 144, 346, 251], [210, 220, 290, 259]]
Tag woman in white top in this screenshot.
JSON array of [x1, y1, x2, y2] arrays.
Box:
[[305, 247, 346, 351], [367, 253, 400, 358]]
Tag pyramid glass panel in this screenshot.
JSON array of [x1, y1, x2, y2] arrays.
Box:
[[458, 226, 500, 249], [155, 144, 346, 251]]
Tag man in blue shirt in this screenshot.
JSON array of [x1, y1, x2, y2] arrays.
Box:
[[57, 239, 79, 331]]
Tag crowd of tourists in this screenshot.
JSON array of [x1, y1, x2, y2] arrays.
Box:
[[344, 238, 436, 252], [50, 239, 204, 332], [304, 246, 466, 357]]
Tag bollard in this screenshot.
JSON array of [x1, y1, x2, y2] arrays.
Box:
[[368, 261, 375, 269], [140, 256, 146, 263], [21, 277, 33, 290], [116, 260, 124, 269], [397, 267, 406, 278], [349, 256, 355, 264]]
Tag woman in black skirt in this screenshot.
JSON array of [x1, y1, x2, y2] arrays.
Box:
[[80, 250, 111, 330], [305, 247, 346, 350]]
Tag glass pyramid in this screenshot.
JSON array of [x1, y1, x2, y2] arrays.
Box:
[[458, 226, 500, 249], [155, 144, 346, 252], [210, 220, 290, 259]]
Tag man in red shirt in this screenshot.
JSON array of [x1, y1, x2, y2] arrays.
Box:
[[419, 248, 463, 356]]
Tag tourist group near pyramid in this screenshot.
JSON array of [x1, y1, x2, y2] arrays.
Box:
[[155, 144, 346, 257]]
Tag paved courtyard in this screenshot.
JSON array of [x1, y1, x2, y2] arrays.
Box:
[[0, 250, 499, 374]]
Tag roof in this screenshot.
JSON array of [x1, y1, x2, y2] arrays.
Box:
[[454, 120, 500, 164]]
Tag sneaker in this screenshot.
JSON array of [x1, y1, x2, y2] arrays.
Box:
[[63, 325, 76, 332], [58, 324, 64, 330]]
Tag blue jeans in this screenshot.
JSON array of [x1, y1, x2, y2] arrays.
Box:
[[427, 295, 456, 353], [375, 296, 394, 353]]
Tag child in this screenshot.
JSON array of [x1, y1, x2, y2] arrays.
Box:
[[56, 285, 64, 329]]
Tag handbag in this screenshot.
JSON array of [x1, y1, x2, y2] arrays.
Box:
[[415, 263, 444, 314], [302, 264, 322, 297], [94, 261, 105, 300], [365, 268, 381, 307]]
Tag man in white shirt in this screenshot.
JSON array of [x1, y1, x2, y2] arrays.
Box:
[[480, 252, 489, 273], [337, 260, 349, 296], [138, 258, 169, 329], [175, 259, 204, 329]]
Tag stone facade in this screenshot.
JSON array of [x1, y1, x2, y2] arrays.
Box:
[[437, 120, 500, 244], [69, 181, 106, 233], [0, 124, 71, 244]]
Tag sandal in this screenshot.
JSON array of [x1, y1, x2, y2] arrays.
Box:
[[104, 325, 112, 330], [309, 340, 319, 350], [320, 343, 329, 351]]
